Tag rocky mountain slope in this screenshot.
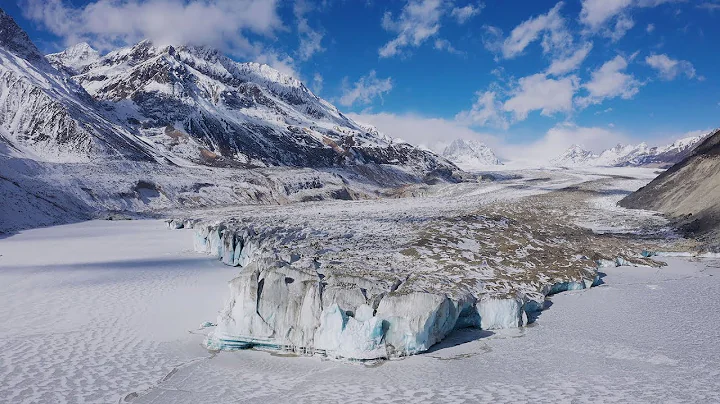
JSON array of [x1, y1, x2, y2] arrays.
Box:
[[0, 9, 156, 163], [551, 145, 596, 166], [0, 8, 460, 234], [56, 39, 452, 172], [442, 139, 502, 170], [620, 129, 720, 249], [552, 134, 707, 168]]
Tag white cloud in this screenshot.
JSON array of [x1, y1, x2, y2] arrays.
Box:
[[646, 23, 656, 33], [22, 0, 281, 53], [503, 73, 579, 121], [547, 42, 593, 76], [507, 123, 628, 162], [580, 0, 632, 30], [500, 2, 571, 59], [20, 0, 304, 77], [698, 2, 720, 11], [348, 112, 704, 166], [379, 0, 444, 58], [253, 51, 300, 79], [339, 71, 393, 107], [294, 0, 325, 61], [346, 111, 503, 154], [434, 38, 462, 54], [608, 14, 635, 42], [578, 55, 641, 107], [312, 73, 323, 94], [580, 0, 683, 41], [646, 53, 697, 80], [450, 3, 483, 24], [455, 91, 510, 130]]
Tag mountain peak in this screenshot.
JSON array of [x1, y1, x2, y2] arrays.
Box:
[[443, 138, 502, 169], [47, 42, 100, 74], [552, 133, 709, 168]]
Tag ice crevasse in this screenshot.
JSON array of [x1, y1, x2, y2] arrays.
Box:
[[185, 220, 606, 360]]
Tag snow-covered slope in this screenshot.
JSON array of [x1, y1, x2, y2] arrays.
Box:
[[47, 42, 100, 75], [442, 139, 502, 169], [552, 134, 707, 168], [0, 8, 463, 234], [550, 145, 597, 166], [621, 129, 720, 249], [0, 9, 155, 163], [52, 39, 452, 172]]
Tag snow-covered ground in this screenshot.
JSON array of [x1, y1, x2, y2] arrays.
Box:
[[1, 168, 717, 403], [1, 220, 718, 403]]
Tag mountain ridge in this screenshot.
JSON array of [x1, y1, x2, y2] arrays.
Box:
[[551, 133, 709, 168]]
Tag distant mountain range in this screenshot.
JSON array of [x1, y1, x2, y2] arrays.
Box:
[[551, 134, 708, 168], [441, 139, 502, 170]]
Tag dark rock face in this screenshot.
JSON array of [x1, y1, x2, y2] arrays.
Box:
[[620, 129, 720, 248], [0, 9, 47, 65]]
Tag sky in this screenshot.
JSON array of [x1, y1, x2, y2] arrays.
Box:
[[5, 0, 720, 161]]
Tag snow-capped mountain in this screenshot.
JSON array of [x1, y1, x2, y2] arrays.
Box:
[[47, 42, 100, 75], [552, 134, 707, 168], [550, 145, 597, 166], [0, 7, 461, 234], [0, 9, 155, 163], [442, 139, 502, 169], [46, 39, 450, 172]]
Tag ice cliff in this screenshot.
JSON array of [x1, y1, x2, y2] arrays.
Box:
[[179, 205, 650, 360]]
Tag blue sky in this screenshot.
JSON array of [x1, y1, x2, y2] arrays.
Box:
[[6, 0, 720, 159]]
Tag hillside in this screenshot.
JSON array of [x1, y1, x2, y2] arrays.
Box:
[[620, 129, 720, 249]]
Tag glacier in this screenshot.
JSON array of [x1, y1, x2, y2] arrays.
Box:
[[180, 179, 666, 360]]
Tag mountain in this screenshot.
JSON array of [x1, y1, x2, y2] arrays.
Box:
[[551, 134, 707, 168], [619, 129, 720, 250], [550, 144, 597, 166], [0, 8, 461, 234], [47, 42, 100, 75], [442, 139, 502, 170], [0, 9, 155, 163], [48, 39, 451, 173]]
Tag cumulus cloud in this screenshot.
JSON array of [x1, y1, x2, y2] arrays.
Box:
[[253, 51, 300, 79], [503, 74, 579, 121], [339, 71, 393, 107], [580, 0, 683, 41], [577, 55, 642, 107], [347, 112, 633, 165], [311, 72, 323, 94], [455, 91, 510, 130], [547, 42, 593, 76], [346, 111, 504, 154], [450, 3, 483, 24], [646, 53, 697, 80], [22, 0, 281, 52], [20, 0, 304, 76], [379, 0, 445, 58], [497, 2, 572, 59], [505, 122, 629, 162], [434, 38, 462, 54], [580, 0, 633, 30], [294, 0, 325, 61]]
